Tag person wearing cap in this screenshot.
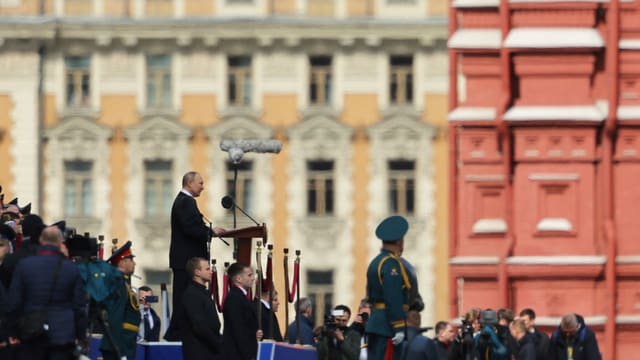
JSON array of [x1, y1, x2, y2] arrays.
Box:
[[7, 226, 88, 359], [100, 241, 140, 360], [365, 215, 413, 360]]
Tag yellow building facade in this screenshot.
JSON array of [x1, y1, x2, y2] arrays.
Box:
[[0, 0, 449, 329]]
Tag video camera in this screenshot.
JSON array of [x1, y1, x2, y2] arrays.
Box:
[[322, 309, 346, 336], [64, 227, 100, 261]]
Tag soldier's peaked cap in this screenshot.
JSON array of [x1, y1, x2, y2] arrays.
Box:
[[107, 241, 135, 265], [375, 215, 409, 242]]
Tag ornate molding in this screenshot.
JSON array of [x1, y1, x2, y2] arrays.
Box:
[[43, 114, 112, 233]]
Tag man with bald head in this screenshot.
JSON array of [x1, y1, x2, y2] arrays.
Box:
[[8, 226, 87, 359], [165, 171, 224, 341]]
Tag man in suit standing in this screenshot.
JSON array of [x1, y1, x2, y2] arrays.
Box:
[[8, 226, 88, 359], [138, 286, 161, 342], [255, 283, 283, 341], [180, 257, 222, 360], [166, 171, 224, 340], [222, 262, 263, 360]]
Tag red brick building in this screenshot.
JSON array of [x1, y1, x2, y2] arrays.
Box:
[[448, 0, 640, 357]]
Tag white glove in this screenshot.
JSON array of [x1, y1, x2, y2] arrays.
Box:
[[391, 331, 405, 345]]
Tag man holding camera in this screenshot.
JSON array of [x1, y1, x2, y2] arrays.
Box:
[[366, 215, 413, 360], [138, 286, 161, 342], [317, 305, 361, 360]]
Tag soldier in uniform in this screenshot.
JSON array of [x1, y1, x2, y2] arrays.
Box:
[[366, 215, 413, 360], [100, 241, 140, 360]]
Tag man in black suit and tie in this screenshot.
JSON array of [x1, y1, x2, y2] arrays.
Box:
[[222, 262, 263, 360], [138, 286, 161, 342], [180, 257, 222, 360], [166, 171, 224, 341], [255, 283, 283, 342]]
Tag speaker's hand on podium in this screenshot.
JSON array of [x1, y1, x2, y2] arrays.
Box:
[[212, 226, 226, 237]]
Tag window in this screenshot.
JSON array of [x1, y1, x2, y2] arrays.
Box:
[[307, 270, 333, 326], [390, 56, 413, 105], [307, 160, 334, 216], [144, 160, 173, 217], [228, 56, 252, 106], [146, 55, 172, 108], [388, 160, 415, 215], [309, 56, 332, 105], [64, 160, 93, 216], [226, 160, 253, 213], [65, 56, 91, 107]]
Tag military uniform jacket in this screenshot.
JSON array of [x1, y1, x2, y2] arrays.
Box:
[[365, 249, 410, 337], [100, 273, 140, 360]]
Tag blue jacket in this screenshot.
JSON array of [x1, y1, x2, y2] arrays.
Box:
[[8, 245, 88, 345], [403, 327, 438, 360], [286, 315, 315, 346]]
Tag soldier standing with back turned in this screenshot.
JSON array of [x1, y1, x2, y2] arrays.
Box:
[[365, 215, 412, 360]]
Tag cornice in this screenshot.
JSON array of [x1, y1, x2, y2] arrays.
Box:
[[0, 16, 448, 48]]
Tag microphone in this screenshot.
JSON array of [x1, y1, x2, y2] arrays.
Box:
[[220, 139, 282, 164], [221, 195, 260, 226]]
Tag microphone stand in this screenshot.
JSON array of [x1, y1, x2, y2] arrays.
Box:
[[232, 163, 238, 260]]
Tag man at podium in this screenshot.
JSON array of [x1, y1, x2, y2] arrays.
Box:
[[165, 171, 224, 341]]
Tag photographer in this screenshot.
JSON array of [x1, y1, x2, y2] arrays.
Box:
[[317, 305, 360, 360], [138, 286, 161, 342]]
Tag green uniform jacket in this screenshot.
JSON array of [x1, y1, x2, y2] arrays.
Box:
[[365, 249, 410, 337], [100, 273, 140, 360]]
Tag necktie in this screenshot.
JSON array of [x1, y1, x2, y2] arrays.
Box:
[[144, 312, 151, 334]]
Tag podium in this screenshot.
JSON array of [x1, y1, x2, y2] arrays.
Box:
[[218, 224, 267, 264]]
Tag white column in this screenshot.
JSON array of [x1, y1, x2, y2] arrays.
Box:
[[94, 0, 103, 15], [336, 0, 347, 18], [174, 0, 184, 17], [134, 0, 145, 18], [55, 0, 64, 16]]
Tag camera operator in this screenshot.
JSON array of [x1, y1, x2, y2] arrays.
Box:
[[472, 309, 510, 360], [449, 308, 481, 360], [317, 305, 361, 360]]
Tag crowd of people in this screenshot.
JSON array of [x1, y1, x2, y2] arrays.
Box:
[[0, 173, 605, 360]]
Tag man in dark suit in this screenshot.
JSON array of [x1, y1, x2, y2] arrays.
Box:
[[180, 257, 222, 360], [8, 226, 88, 359], [222, 262, 263, 360], [255, 283, 283, 341], [166, 171, 224, 340], [138, 286, 161, 342]]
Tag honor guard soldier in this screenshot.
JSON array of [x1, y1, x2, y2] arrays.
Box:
[[366, 216, 413, 360], [101, 241, 140, 360]]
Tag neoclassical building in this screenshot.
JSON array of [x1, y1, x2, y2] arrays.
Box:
[[0, 0, 449, 328]]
